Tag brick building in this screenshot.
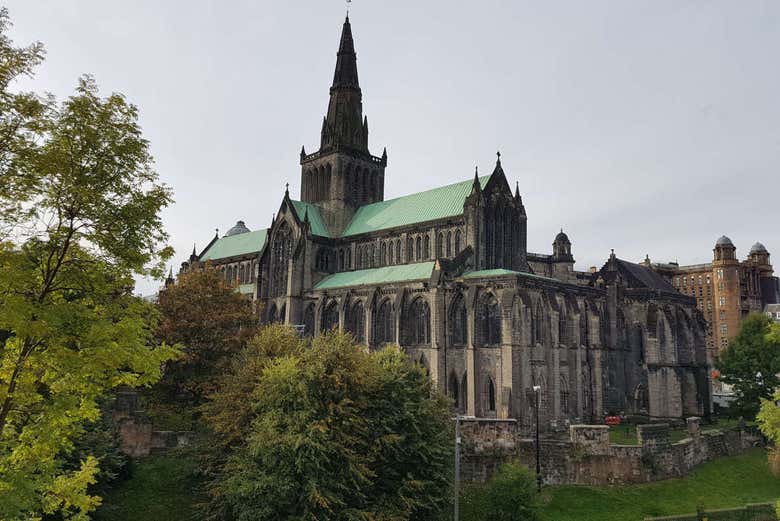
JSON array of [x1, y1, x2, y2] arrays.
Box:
[[178, 16, 712, 428], [646, 238, 779, 356]]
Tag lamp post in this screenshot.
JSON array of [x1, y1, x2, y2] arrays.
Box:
[[454, 414, 475, 521], [533, 385, 542, 492]]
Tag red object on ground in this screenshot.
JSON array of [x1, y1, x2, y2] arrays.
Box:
[[711, 369, 721, 380], [605, 415, 621, 426]]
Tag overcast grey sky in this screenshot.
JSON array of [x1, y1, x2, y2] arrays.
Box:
[[5, 1, 779, 295]]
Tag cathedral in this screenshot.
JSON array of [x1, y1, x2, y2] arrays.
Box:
[[180, 16, 712, 430]]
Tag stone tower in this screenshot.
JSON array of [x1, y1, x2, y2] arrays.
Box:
[[299, 16, 387, 236]]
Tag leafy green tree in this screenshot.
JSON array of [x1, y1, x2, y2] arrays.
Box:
[[717, 314, 780, 418], [203, 330, 453, 521], [199, 324, 306, 520], [481, 463, 540, 521], [155, 266, 260, 406], [0, 10, 178, 518], [0, 7, 47, 239]]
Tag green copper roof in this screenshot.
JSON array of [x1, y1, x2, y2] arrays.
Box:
[[462, 268, 520, 278], [341, 175, 490, 237], [291, 200, 330, 238], [461, 269, 565, 284], [200, 229, 267, 262], [314, 261, 436, 290]]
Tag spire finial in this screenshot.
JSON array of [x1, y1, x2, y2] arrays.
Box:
[[192, 243, 197, 256], [215, 228, 219, 238], [496, 150, 501, 163], [285, 182, 290, 197]]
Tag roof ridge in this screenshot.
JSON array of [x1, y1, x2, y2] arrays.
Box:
[[360, 174, 492, 208]]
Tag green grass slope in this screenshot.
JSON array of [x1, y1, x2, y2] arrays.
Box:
[[539, 449, 780, 521], [93, 451, 202, 521]]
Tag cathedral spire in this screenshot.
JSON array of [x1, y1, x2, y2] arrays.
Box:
[[332, 15, 359, 90], [320, 16, 367, 152]]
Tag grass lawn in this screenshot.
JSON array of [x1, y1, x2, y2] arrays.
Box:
[[539, 449, 780, 521], [93, 450, 203, 521]]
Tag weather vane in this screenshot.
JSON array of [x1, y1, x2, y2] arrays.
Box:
[[346, 0, 351, 15]]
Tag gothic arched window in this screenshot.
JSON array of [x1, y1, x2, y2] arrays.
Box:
[[437, 232, 444, 258], [478, 294, 501, 346], [406, 238, 413, 263], [486, 376, 496, 412], [374, 299, 395, 346], [303, 304, 315, 337], [558, 309, 567, 346], [405, 298, 430, 346], [560, 375, 570, 415], [580, 306, 590, 347], [396, 240, 402, 264], [423, 235, 430, 259], [446, 231, 452, 257], [346, 301, 365, 344], [454, 229, 462, 254], [388, 242, 394, 265], [380, 242, 387, 266], [321, 301, 339, 332], [533, 300, 544, 345], [415, 236, 422, 260], [271, 222, 292, 297], [450, 294, 468, 346], [449, 372, 461, 411]]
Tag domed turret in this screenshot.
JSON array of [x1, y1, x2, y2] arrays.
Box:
[[555, 229, 571, 245], [750, 242, 768, 254], [716, 235, 734, 247], [714, 235, 737, 262], [553, 228, 573, 261], [225, 220, 251, 237]]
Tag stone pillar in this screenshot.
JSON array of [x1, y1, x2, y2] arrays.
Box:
[[466, 294, 477, 416], [500, 290, 514, 419], [686, 417, 701, 439], [430, 287, 443, 390]]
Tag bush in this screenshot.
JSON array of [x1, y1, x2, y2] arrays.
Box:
[[462, 463, 540, 521], [201, 329, 453, 521]]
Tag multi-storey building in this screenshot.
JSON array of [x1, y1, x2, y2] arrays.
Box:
[[647, 238, 779, 356], [178, 16, 712, 427]]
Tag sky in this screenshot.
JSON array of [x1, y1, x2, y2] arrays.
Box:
[[5, 0, 779, 296]]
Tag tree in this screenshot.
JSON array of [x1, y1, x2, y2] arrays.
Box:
[[462, 463, 540, 521], [717, 314, 780, 418], [0, 11, 177, 518], [155, 266, 260, 405], [0, 7, 47, 239], [202, 330, 453, 521]]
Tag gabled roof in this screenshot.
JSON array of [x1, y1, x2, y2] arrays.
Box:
[[314, 261, 435, 290], [200, 229, 268, 262], [341, 175, 491, 237], [291, 200, 330, 238], [616, 259, 676, 293]]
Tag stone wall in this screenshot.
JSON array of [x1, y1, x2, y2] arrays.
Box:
[[644, 503, 777, 521], [112, 390, 193, 458], [460, 417, 763, 485]]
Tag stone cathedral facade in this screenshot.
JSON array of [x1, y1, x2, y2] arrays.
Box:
[[181, 17, 712, 430]]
